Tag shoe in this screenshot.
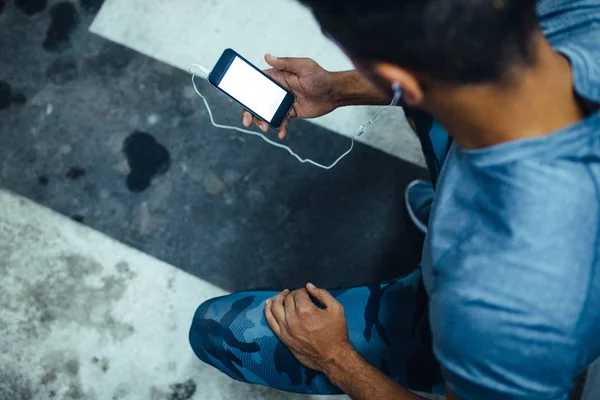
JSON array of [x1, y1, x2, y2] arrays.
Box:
[[405, 179, 434, 234]]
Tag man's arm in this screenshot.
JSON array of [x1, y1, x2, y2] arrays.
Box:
[[265, 284, 446, 400], [331, 69, 392, 107], [324, 345, 426, 400], [240, 55, 392, 137]]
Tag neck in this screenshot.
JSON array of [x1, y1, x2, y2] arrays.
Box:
[[426, 33, 584, 149]]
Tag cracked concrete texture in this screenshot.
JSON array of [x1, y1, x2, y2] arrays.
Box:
[[0, 0, 429, 294], [0, 189, 351, 400]]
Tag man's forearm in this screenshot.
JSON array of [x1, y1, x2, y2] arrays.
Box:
[[323, 347, 427, 400], [331, 70, 392, 108]]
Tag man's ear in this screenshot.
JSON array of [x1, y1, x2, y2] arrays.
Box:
[[374, 63, 424, 106]]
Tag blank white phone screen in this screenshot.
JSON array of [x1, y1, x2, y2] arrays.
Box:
[[218, 56, 287, 123]]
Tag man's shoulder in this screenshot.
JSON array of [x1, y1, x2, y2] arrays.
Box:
[[538, 0, 600, 37], [539, 0, 600, 101], [432, 150, 599, 268]]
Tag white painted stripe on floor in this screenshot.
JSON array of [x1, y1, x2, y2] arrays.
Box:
[[583, 358, 600, 400], [90, 0, 425, 167], [0, 189, 346, 399]]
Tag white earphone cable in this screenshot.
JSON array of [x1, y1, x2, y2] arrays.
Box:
[[188, 64, 399, 170]]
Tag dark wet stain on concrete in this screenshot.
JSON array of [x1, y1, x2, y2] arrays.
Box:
[[123, 132, 171, 193], [65, 382, 84, 399], [115, 261, 136, 280], [14, 0, 47, 16], [79, 0, 104, 14], [43, 2, 79, 53], [40, 370, 58, 385], [65, 166, 86, 180], [168, 379, 196, 400], [0, 80, 12, 110], [0, 0, 5, 16], [38, 175, 49, 186], [0, 80, 26, 110], [71, 215, 84, 223], [11, 93, 27, 105], [91, 356, 109, 373], [65, 360, 79, 376]]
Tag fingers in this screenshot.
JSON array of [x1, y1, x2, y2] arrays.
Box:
[[278, 119, 290, 140], [284, 291, 296, 318], [265, 54, 315, 75], [265, 299, 280, 336], [270, 289, 289, 325], [306, 283, 338, 309], [265, 54, 286, 70], [254, 118, 269, 133], [242, 110, 290, 137], [293, 289, 316, 315], [242, 109, 270, 132], [278, 109, 297, 139], [242, 110, 252, 128], [263, 68, 276, 78]]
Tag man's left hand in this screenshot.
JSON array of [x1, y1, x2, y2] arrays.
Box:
[[265, 283, 352, 372]]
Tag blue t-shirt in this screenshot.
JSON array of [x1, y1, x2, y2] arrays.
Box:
[[421, 1, 600, 399]]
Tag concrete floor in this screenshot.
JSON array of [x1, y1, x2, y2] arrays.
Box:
[[0, 189, 344, 400], [3, 0, 596, 398], [0, 0, 429, 399], [0, 0, 428, 294]]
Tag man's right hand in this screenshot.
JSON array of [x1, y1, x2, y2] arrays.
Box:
[[242, 54, 339, 139]]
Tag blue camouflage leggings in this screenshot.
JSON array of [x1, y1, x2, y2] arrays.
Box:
[[189, 108, 450, 395], [189, 271, 443, 394]]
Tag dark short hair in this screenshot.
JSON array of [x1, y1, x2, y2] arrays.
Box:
[[299, 0, 540, 84]]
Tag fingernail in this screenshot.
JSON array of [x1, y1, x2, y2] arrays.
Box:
[[307, 283, 316, 289], [261, 124, 268, 132], [266, 299, 271, 305], [268, 54, 277, 60], [284, 289, 290, 293]]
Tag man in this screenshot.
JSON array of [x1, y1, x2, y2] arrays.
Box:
[[189, 0, 600, 398]]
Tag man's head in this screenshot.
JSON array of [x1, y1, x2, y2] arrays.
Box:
[[300, 0, 540, 106]]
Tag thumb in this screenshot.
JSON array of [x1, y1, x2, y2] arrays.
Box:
[[265, 54, 289, 71], [306, 283, 337, 309], [265, 54, 313, 74]]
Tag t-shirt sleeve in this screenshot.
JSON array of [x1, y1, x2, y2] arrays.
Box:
[[537, 0, 600, 104]]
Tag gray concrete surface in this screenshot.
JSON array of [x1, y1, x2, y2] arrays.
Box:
[[0, 0, 429, 294], [583, 359, 600, 400], [0, 1, 433, 399], [0, 188, 348, 400]]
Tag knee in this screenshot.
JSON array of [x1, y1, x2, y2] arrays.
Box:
[[188, 294, 265, 384], [188, 293, 265, 360]]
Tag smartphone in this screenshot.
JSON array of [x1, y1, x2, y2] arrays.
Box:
[[208, 49, 296, 129]]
